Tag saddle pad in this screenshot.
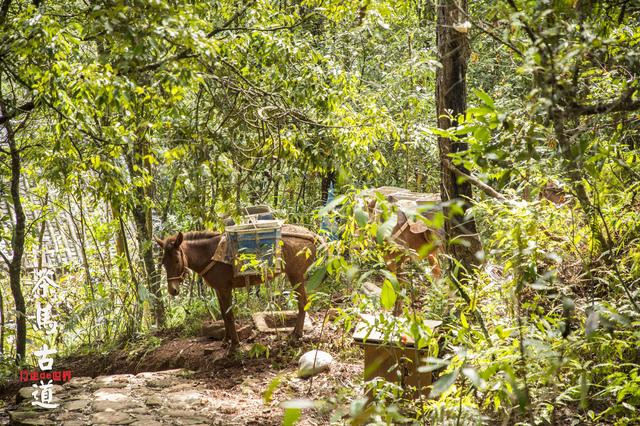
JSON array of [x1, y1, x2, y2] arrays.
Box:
[[212, 235, 231, 264]]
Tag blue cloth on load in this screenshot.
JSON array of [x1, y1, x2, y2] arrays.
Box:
[[234, 229, 279, 252], [256, 213, 274, 220], [320, 182, 340, 241], [226, 225, 282, 275]]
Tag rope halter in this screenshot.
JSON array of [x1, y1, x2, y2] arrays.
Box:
[[166, 248, 188, 283]]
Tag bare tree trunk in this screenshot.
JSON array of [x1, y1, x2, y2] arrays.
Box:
[[118, 214, 143, 334], [320, 170, 336, 205], [132, 201, 165, 328], [112, 202, 126, 260], [0, 285, 4, 354], [123, 132, 165, 329], [36, 193, 48, 269], [1, 100, 27, 361], [436, 0, 482, 269]]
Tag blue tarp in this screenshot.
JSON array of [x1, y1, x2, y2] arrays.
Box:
[[320, 182, 340, 241]]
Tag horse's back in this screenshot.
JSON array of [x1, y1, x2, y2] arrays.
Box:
[[280, 224, 317, 275], [281, 224, 317, 240]]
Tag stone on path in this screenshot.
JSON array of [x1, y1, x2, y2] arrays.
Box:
[[298, 349, 333, 378], [63, 399, 90, 411], [90, 411, 134, 425]]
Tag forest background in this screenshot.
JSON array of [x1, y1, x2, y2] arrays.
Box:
[[0, 0, 639, 424]]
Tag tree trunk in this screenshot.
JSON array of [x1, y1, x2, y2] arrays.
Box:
[[125, 138, 165, 329], [0, 285, 4, 355], [2, 101, 27, 361], [320, 170, 336, 205], [552, 110, 608, 249], [132, 202, 165, 328], [436, 0, 482, 269]]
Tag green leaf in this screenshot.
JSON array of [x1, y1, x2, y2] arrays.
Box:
[[354, 207, 369, 228], [462, 367, 482, 388], [282, 408, 301, 426], [306, 266, 327, 292], [473, 88, 495, 108], [281, 399, 315, 426], [460, 312, 469, 328], [430, 369, 459, 398], [472, 126, 491, 142], [380, 270, 398, 288], [380, 279, 397, 310], [376, 214, 397, 243], [319, 194, 346, 216], [263, 375, 282, 403], [580, 372, 589, 409]]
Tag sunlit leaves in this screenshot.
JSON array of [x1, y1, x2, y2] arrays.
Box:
[[380, 279, 396, 310], [375, 214, 397, 244], [430, 369, 459, 398], [462, 367, 483, 388], [354, 206, 369, 228]]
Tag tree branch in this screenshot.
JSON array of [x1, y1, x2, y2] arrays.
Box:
[[135, 1, 318, 73], [135, 52, 199, 73], [444, 159, 507, 201], [206, 0, 257, 38], [0, 100, 34, 124], [452, 1, 524, 58], [567, 87, 640, 116], [0, 0, 12, 26], [0, 249, 9, 267], [133, 1, 258, 73]]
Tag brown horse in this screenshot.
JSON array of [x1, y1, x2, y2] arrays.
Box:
[[366, 197, 443, 315], [367, 199, 443, 277], [154, 224, 318, 348]]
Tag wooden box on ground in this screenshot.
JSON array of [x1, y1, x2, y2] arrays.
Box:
[[252, 310, 313, 334], [353, 314, 441, 397]]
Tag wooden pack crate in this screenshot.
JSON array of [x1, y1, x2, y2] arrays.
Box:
[[353, 314, 442, 397], [225, 219, 283, 276]]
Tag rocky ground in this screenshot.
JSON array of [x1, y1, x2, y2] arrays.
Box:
[[1, 313, 365, 425], [11, 370, 238, 425]]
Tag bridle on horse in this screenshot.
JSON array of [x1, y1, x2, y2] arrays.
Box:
[[167, 248, 189, 283], [165, 243, 219, 286]]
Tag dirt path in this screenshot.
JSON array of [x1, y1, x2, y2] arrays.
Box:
[[2, 314, 364, 425]]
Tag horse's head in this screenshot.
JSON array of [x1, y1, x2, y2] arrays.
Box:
[[154, 232, 186, 296]]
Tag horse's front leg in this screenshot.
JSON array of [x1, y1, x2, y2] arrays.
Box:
[[214, 287, 240, 349], [289, 273, 307, 339]]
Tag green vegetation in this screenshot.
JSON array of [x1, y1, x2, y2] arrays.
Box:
[[1, 0, 638, 424]]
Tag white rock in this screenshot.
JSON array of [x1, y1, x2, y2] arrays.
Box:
[[298, 350, 333, 378]]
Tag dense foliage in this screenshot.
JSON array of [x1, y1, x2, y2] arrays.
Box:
[[1, 0, 638, 424]]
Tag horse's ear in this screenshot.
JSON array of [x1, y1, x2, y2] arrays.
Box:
[[153, 236, 164, 248], [396, 210, 408, 225], [175, 232, 184, 247]]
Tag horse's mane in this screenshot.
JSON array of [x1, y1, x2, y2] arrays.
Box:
[[182, 230, 220, 241]]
